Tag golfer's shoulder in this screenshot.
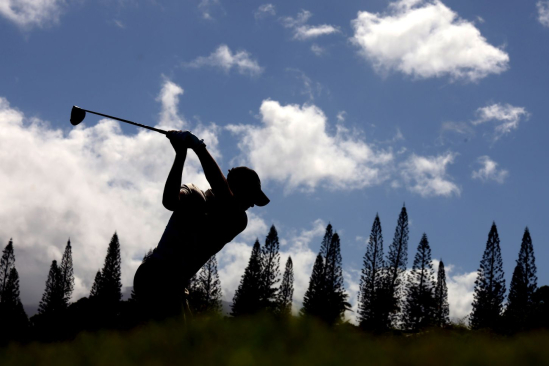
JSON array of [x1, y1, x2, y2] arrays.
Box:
[[180, 183, 207, 203]]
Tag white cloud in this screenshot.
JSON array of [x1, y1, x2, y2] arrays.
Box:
[[113, 19, 125, 29], [254, 3, 275, 19], [310, 44, 325, 56], [336, 111, 347, 123], [186, 45, 264, 77], [472, 103, 529, 141], [156, 79, 186, 129], [433, 260, 476, 321], [0, 79, 220, 306], [538, 1, 549, 27], [198, 0, 221, 20], [0, 0, 65, 28], [350, 0, 509, 81], [286, 68, 323, 101], [281, 10, 340, 41], [227, 100, 393, 192], [343, 268, 361, 323], [238, 211, 268, 242], [400, 152, 460, 197], [472, 156, 508, 184]]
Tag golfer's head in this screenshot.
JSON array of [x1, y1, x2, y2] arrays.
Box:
[[227, 167, 270, 210]]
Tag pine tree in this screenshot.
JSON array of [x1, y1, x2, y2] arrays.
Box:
[[0, 268, 28, 340], [193, 255, 222, 315], [470, 222, 506, 330], [59, 239, 74, 307], [319, 224, 334, 260], [278, 257, 294, 317], [301, 225, 349, 324], [97, 232, 122, 304], [404, 233, 435, 331], [323, 233, 349, 325], [260, 225, 281, 311], [2, 268, 22, 306], [301, 253, 325, 319], [358, 214, 386, 330], [384, 205, 409, 327], [38, 260, 65, 315], [433, 260, 450, 327], [232, 240, 263, 316], [0, 239, 15, 301], [90, 270, 102, 298], [505, 227, 538, 331]]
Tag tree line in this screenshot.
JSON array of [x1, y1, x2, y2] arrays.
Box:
[[0, 205, 548, 344]]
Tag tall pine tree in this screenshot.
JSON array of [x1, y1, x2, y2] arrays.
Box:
[[504, 227, 538, 331], [232, 240, 263, 316], [0, 239, 15, 302], [358, 214, 386, 331], [97, 232, 122, 304], [59, 239, 74, 307], [301, 225, 349, 325], [0, 268, 28, 341], [323, 233, 349, 325], [260, 225, 281, 312], [404, 233, 435, 331], [301, 253, 325, 318], [278, 256, 294, 317], [470, 222, 506, 330], [90, 270, 102, 298], [192, 254, 222, 316], [433, 260, 450, 327], [384, 205, 409, 327], [38, 260, 65, 315]]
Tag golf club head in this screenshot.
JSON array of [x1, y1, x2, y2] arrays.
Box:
[[70, 106, 86, 126]]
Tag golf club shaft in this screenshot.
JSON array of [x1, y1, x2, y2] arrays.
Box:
[[83, 109, 167, 135]]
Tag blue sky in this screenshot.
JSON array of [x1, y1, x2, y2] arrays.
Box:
[[1, 0, 548, 320]]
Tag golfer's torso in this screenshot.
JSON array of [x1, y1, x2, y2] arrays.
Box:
[[155, 184, 247, 280]]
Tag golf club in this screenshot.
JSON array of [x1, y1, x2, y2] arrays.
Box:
[[70, 106, 167, 135]]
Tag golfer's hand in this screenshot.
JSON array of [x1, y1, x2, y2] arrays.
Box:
[[167, 130, 205, 154]]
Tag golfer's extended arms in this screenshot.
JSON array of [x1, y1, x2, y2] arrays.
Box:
[[162, 150, 187, 211], [194, 145, 232, 199]]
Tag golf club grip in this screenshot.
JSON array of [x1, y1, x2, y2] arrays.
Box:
[[85, 110, 167, 134]]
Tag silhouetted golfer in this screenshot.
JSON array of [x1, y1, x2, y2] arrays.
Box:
[[133, 130, 269, 321]]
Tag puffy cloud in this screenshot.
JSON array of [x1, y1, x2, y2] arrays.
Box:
[[350, 0, 509, 81], [538, 1, 549, 27], [472, 156, 508, 184], [472, 103, 529, 141], [0, 79, 219, 305], [400, 152, 460, 197], [238, 211, 269, 242], [281, 10, 340, 41], [227, 100, 393, 192], [186, 45, 264, 77], [156, 79, 186, 129], [0, 0, 66, 28], [254, 3, 275, 19]]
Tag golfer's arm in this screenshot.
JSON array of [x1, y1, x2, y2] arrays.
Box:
[[194, 146, 231, 197], [162, 151, 187, 211]]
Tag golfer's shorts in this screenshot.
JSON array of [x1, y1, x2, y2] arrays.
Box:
[[133, 256, 184, 321]]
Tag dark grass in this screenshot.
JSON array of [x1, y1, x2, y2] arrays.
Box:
[[1, 316, 549, 366]]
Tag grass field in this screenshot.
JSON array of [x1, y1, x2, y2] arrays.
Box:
[[1, 316, 549, 366]]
